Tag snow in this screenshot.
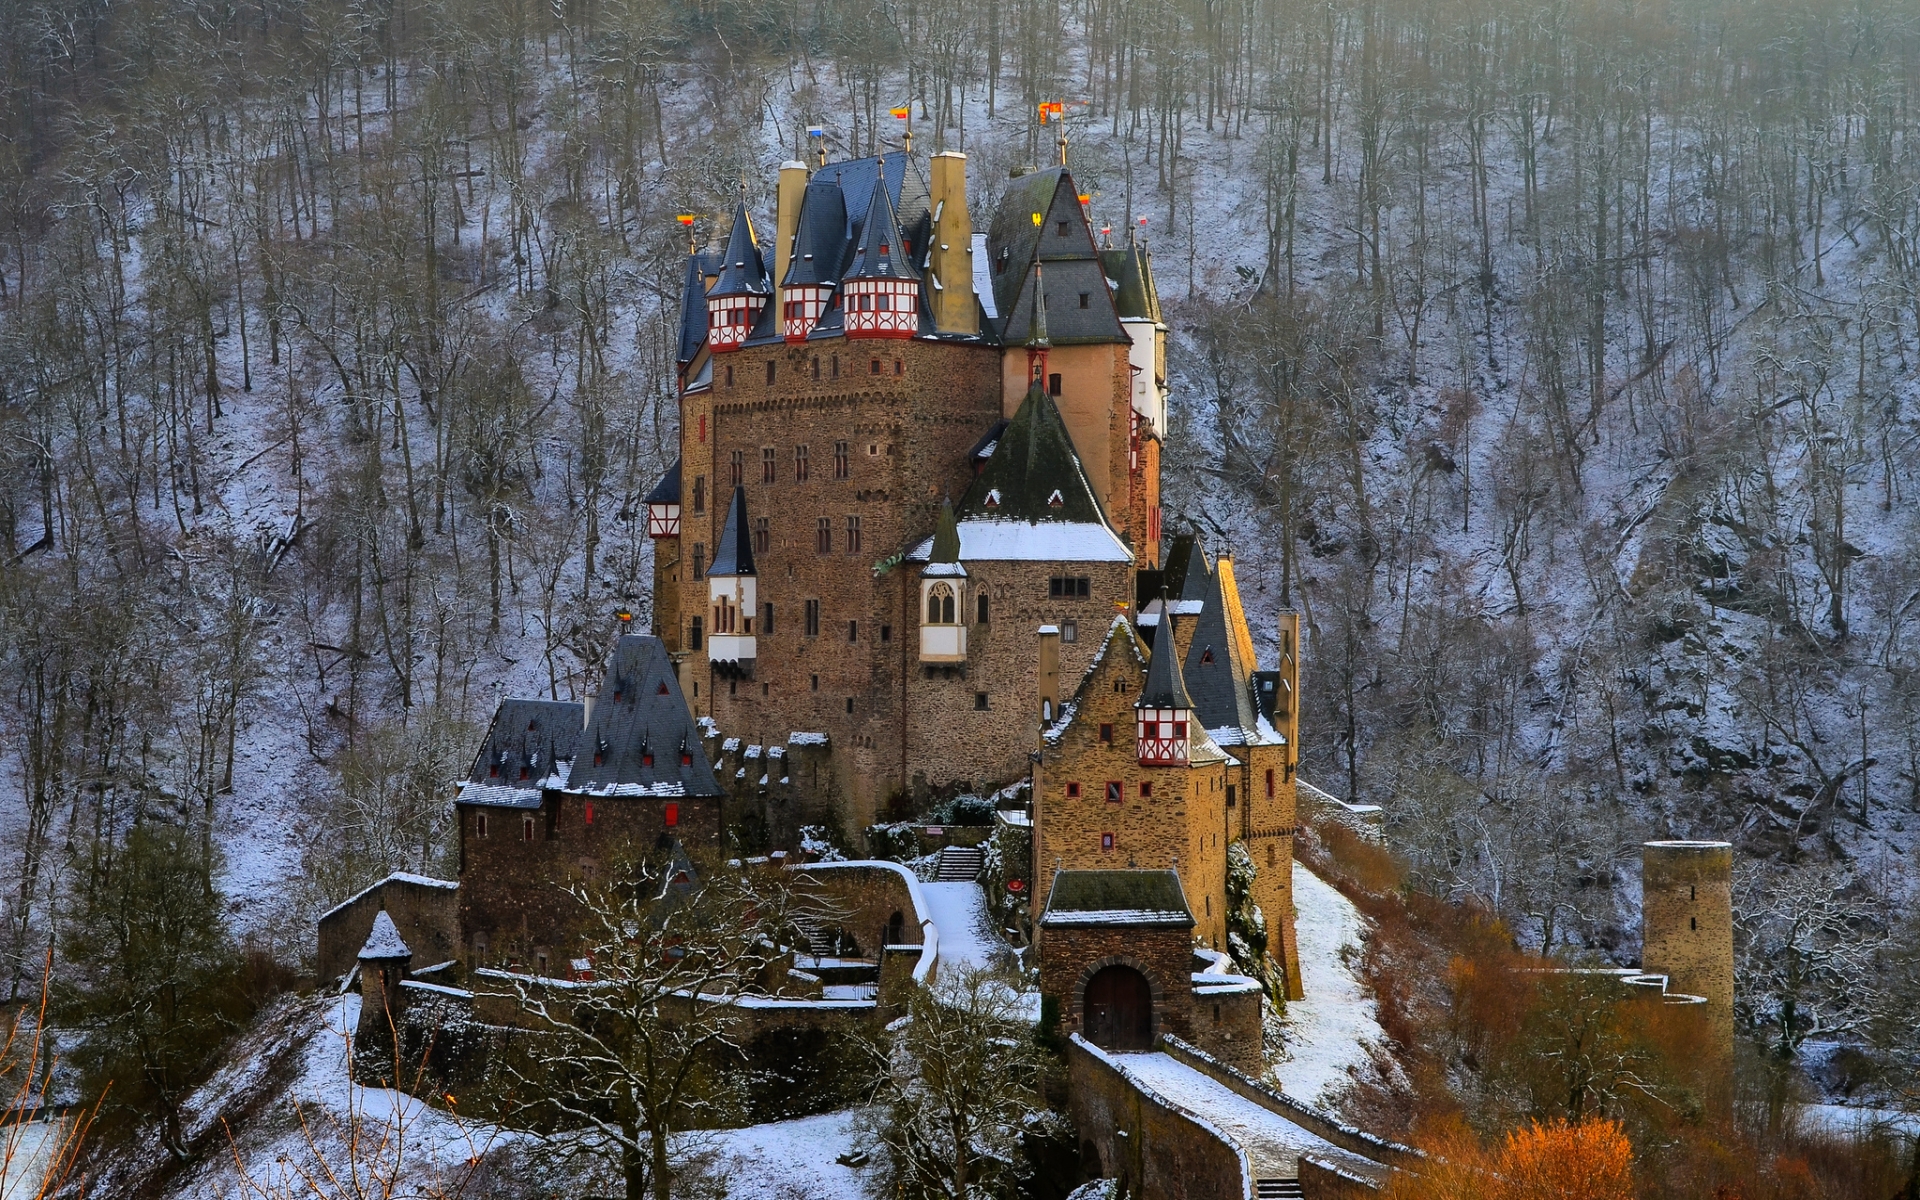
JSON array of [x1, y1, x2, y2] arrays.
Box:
[[906, 519, 1134, 562], [919, 882, 1011, 975], [357, 910, 411, 960], [1267, 865, 1387, 1109], [787, 732, 830, 746], [1116, 1050, 1384, 1180], [1042, 910, 1192, 926], [317, 871, 459, 921], [454, 782, 544, 808], [689, 1108, 869, 1199], [1798, 1104, 1920, 1138], [0, 1118, 63, 1200]]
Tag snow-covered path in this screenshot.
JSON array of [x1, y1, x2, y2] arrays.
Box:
[[1269, 864, 1385, 1107], [919, 881, 1043, 1019], [1116, 1051, 1384, 1182], [693, 1109, 869, 1199]]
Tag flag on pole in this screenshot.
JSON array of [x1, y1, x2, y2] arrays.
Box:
[[1037, 101, 1065, 124], [676, 214, 695, 226], [890, 105, 910, 119]]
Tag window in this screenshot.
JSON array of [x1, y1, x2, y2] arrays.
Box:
[[1057, 220, 1069, 236], [1062, 620, 1078, 643], [928, 583, 956, 624], [730, 450, 743, 487], [763, 601, 775, 634], [974, 692, 989, 710], [894, 358, 904, 376], [810, 356, 820, 379], [689, 616, 703, 651], [762, 447, 776, 483], [848, 620, 859, 642], [692, 543, 706, 580], [753, 517, 769, 555], [1079, 292, 1090, 308], [698, 414, 707, 443], [1267, 844, 1277, 867], [880, 624, 890, 642], [1105, 781, 1122, 803], [1048, 372, 1062, 396], [846, 697, 855, 714], [1201, 647, 1214, 663], [1066, 782, 1081, 799], [1265, 769, 1274, 798], [725, 364, 734, 387], [1226, 785, 1236, 808], [522, 815, 535, 841], [1690, 916, 1697, 930], [1049, 576, 1091, 599], [831, 355, 839, 378], [870, 358, 881, 375], [692, 475, 706, 514], [810, 674, 819, 690], [584, 801, 594, 825], [846, 515, 862, 553], [805, 599, 820, 637], [834, 441, 850, 479], [1140, 781, 1153, 799], [1101, 832, 1115, 852], [816, 518, 832, 554], [795, 444, 810, 481], [1099, 723, 1113, 744], [476, 812, 489, 838], [665, 803, 679, 828], [977, 593, 990, 624]]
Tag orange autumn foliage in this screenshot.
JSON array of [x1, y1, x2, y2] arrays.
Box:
[[1388, 1116, 1634, 1200]]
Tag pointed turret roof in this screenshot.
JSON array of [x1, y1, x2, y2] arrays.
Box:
[[645, 456, 681, 506], [1178, 537, 1212, 602], [1139, 609, 1194, 710], [843, 175, 920, 281], [358, 910, 411, 961], [783, 176, 851, 287], [1184, 557, 1263, 736], [928, 498, 961, 566], [709, 486, 756, 576], [1026, 260, 1050, 347], [572, 635, 724, 797], [1102, 239, 1164, 323], [959, 382, 1104, 524], [677, 249, 724, 365], [709, 199, 770, 297]]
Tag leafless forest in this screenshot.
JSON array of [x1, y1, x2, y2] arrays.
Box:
[[1, 0, 1918, 1093]]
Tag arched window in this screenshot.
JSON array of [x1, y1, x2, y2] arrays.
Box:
[[926, 582, 956, 625], [977, 593, 990, 624]]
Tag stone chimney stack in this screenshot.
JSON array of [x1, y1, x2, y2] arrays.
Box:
[[1037, 624, 1061, 727], [775, 160, 809, 318], [928, 152, 978, 336], [1276, 611, 1301, 777]]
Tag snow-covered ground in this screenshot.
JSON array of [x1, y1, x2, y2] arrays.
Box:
[[1267, 864, 1386, 1108], [919, 881, 1043, 1020], [0, 1119, 62, 1200], [690, 1109, 869, 1199]]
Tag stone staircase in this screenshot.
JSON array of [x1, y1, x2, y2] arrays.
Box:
[[789, 911, 835, 957], [933, 844, 984, 882], [1254, 1180, 1304, 1199]]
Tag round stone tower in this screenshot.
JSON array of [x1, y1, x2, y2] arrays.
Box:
[[1641, 840, 1734, 1054]]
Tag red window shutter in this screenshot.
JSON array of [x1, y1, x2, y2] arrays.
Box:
[[585, 802, 594, 825], [665, 803, 680, 827]]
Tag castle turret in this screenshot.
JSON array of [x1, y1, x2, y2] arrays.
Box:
[[781, 175, 848, 342], [919, 499, 967, 663], [355, 909, 412, 1068], [1642, 840, 1734, 1055], [842, 175, 920, 338], [1136, 612, 1193, 767], [707, 200, 769, 353]]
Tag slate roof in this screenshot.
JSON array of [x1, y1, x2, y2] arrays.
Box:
[[1184, 556, 1263, 736], [987, 167, 1128, 345], [1040, 869, 1194, 928], [645, 456, 681, 506], [466, 698, 587, 787], [1102, 240, 1163, 323], [677, 249, 723, 365], [958, 381, 1106, 525], [843, 174, 920, 282], [782, 176, 852, 287], [1139, 613, 1194, 710], [571, 635, 725, 797], [710, 199, 770, 298], [709, 486, 756, 576]]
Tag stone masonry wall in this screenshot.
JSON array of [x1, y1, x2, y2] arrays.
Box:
[[1641, 841, 1734, 1053], [1038, 923, 1195, 1046], [457, 789, 722, 968], [1065, 1034, 1250, 1200], [316, 874, 459, 984]]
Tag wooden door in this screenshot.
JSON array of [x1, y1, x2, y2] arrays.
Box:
[[1083, 965, 1153, 1051]]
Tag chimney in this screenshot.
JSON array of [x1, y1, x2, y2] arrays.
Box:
[[928, 152, 978, 336], [775, 161, 809, 321], [1037, 624, 1061, 727], [1277, 611, 1301, 773]]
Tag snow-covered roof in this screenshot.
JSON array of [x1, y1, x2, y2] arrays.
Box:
[[907, 518, 1133, 562], [1041, 869, 1194, 929], [455, 782, 544, 808], [358, 910, 411, 960], [317, 872, 459, 922]]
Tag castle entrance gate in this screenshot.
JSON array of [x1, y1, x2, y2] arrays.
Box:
[[1084, 965, 1153, 1051]]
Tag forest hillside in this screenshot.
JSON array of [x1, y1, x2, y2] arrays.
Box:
[[2, 0, 1919, 1108]]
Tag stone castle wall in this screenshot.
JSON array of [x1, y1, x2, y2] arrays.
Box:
[[1641, 840, 1734, 1053], [316, 873, 459, 984]]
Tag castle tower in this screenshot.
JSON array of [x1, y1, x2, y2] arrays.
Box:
[[1641, 840, 1734, 1055]]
